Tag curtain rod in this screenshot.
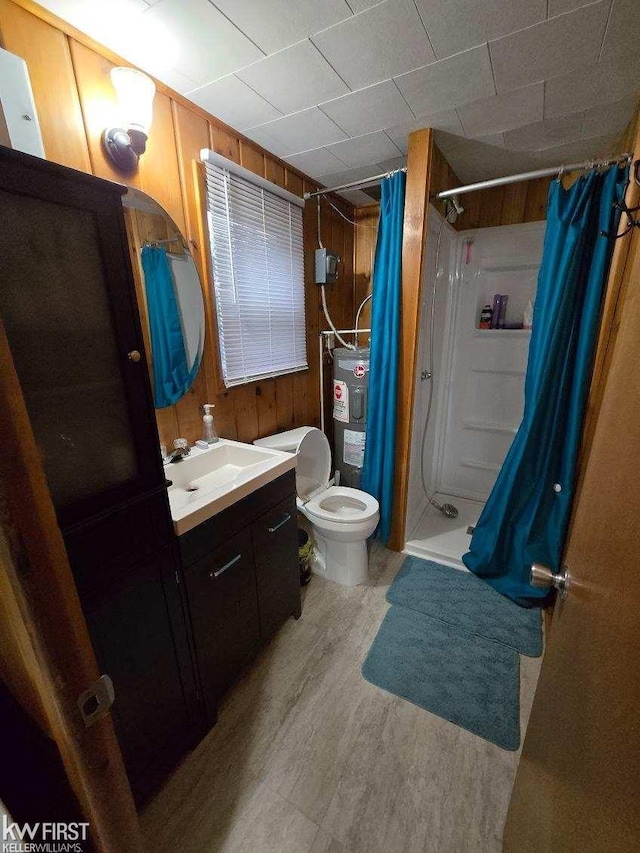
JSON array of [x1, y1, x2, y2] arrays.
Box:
[[303, 168, 407, 200], [436, 153, 633, 200]]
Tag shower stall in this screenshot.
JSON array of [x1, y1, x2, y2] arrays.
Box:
[[404, 208, 545, 569]]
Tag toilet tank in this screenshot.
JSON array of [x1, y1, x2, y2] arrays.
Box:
[[332, 347, 370, 489]]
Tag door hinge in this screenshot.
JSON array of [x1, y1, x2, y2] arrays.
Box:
[[77, 674, 115, 728], [175, 569, 180, 585]]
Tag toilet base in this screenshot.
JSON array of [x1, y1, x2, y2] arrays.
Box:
[[311, 531, 369, 587]]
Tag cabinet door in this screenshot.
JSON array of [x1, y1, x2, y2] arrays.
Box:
[[0, 149, 163, 528], [185, 530, 260, 722], [81, 547, 198, 804], [252, 495, 301, 640]]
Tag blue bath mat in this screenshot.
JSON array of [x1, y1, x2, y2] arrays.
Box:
[[362, 606, 520, 750], [387, 557, 542, 656]]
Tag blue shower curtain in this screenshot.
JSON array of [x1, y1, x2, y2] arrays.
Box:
[[463, 165, 628, 605], [141, 245, 199, 408], [361, 170, 406, 543]]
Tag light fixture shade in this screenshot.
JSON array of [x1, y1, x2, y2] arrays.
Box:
[[110, 67, 155, 135]]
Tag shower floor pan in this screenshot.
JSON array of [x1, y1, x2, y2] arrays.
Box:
[[404, 493, 484, 570]]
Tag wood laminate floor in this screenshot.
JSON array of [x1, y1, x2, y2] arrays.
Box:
[[141, 542, 542, 853]]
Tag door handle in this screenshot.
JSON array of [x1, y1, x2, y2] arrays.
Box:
[[268, 512, 291, 533], [210, 553, 241, 579], [530, 563, 570, 599]]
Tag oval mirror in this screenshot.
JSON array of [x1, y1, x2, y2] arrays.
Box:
[[122, 187, 205, 408]]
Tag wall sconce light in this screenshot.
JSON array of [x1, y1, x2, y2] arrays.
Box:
[[102, 67, 155, 173]]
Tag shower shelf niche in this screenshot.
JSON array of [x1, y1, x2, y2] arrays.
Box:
[[474, 328, 532, 337]]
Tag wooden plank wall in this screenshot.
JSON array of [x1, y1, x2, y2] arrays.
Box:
[[353, 204, 380, 336], [0, 0, 357, 449], [429, 142, 551, 229]]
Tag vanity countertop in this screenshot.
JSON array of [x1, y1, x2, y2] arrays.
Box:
[[166, 439, 296, 536]]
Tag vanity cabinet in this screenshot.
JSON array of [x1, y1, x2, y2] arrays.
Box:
[[0, 146, 199, 804], [179, 472, 300, 722]]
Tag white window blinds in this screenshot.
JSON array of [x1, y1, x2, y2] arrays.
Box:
[[202, 149, 307, 388]]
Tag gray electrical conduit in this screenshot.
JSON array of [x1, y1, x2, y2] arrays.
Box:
[[317, 196, 355, 351]]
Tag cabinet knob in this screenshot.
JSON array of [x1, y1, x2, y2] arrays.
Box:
[[127, 350, 141, 362]]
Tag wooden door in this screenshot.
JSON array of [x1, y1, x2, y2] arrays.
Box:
[[503, 224, 640, 850]]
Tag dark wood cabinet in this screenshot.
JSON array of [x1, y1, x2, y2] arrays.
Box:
[[0, 147, 302, 805], [252, 495, 301, 640], [180, 473, 300, 720], [0, 146, 198, 804], [81, 546, 200, 803], [186, 531, 260, 722]]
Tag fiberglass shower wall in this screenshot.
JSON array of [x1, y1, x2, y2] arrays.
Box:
[[407, 216, 546, 541]]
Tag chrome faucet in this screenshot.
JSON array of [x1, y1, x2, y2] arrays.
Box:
[[167, 438, 190, 463]]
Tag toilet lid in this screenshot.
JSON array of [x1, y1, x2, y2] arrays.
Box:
[[305, 486, 379, 523], [295, 428, 332, 501]]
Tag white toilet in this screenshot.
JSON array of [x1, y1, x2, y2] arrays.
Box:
[[255, 427, 379, 587]]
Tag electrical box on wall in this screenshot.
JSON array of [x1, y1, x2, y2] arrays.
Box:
[[315, 247, 341, 284]]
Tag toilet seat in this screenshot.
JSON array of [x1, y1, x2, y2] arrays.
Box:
[[254, 426, 379, 586], [305, 485, 379, 523]]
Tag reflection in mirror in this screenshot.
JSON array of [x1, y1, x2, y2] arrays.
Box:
[[122, 188, 205, 408]]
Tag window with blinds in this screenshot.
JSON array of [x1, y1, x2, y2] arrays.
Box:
[[202, 149, 307, 388]]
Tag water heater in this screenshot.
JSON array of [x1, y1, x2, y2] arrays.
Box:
[[332, 346, 370, 488]]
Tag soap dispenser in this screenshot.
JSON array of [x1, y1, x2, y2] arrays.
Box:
[[202, 403, 218, 444]]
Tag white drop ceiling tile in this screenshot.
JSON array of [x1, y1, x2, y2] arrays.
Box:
[[249, 107, 348, 155], [38, 0, 147, 22], [535, 134, 620, 167], [326, 131, 401, 167], [504, 113, 585, 152], [312, 0, 435, 91], [142, 0, 263, 87], [489, 1, 610, 93], [144, 65, 199, 95], [473, 132, 505, 148], [376, 155, 407, 172], [315, 165, 385, 188], [338, 188, 379, 205], [237, 41, 349, 116], [344, 0, 385, 11], [413, 0, 484, 58], [547, 0, 598, 14], [187, 75, 282, 130], [433, 130, 540, 182], [320, 80, 414, 137], [457, 83, 544, 138], [242, 126, 292, 158], [385, 111, 464, 153], [211, 0, 353, 54], [480, 0, 547, 41], [284, 147, 348, 177], [580, 95, 639, 139], [600, 0, 640, 63], [544, 59, 640, 119], [414, 0, 545, 60], [38, 0, 157, 67], [395, 45, 495, 116]]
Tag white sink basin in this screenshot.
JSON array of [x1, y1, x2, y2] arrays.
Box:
[[166, 439, 296, 535]]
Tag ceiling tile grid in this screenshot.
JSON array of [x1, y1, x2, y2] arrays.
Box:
[[37, 0, 640, 194]]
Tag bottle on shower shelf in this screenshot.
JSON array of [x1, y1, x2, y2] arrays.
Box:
[[498, 294, 509, 328], [479, 304, 493, 329], [490, 294, 502, 329]]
